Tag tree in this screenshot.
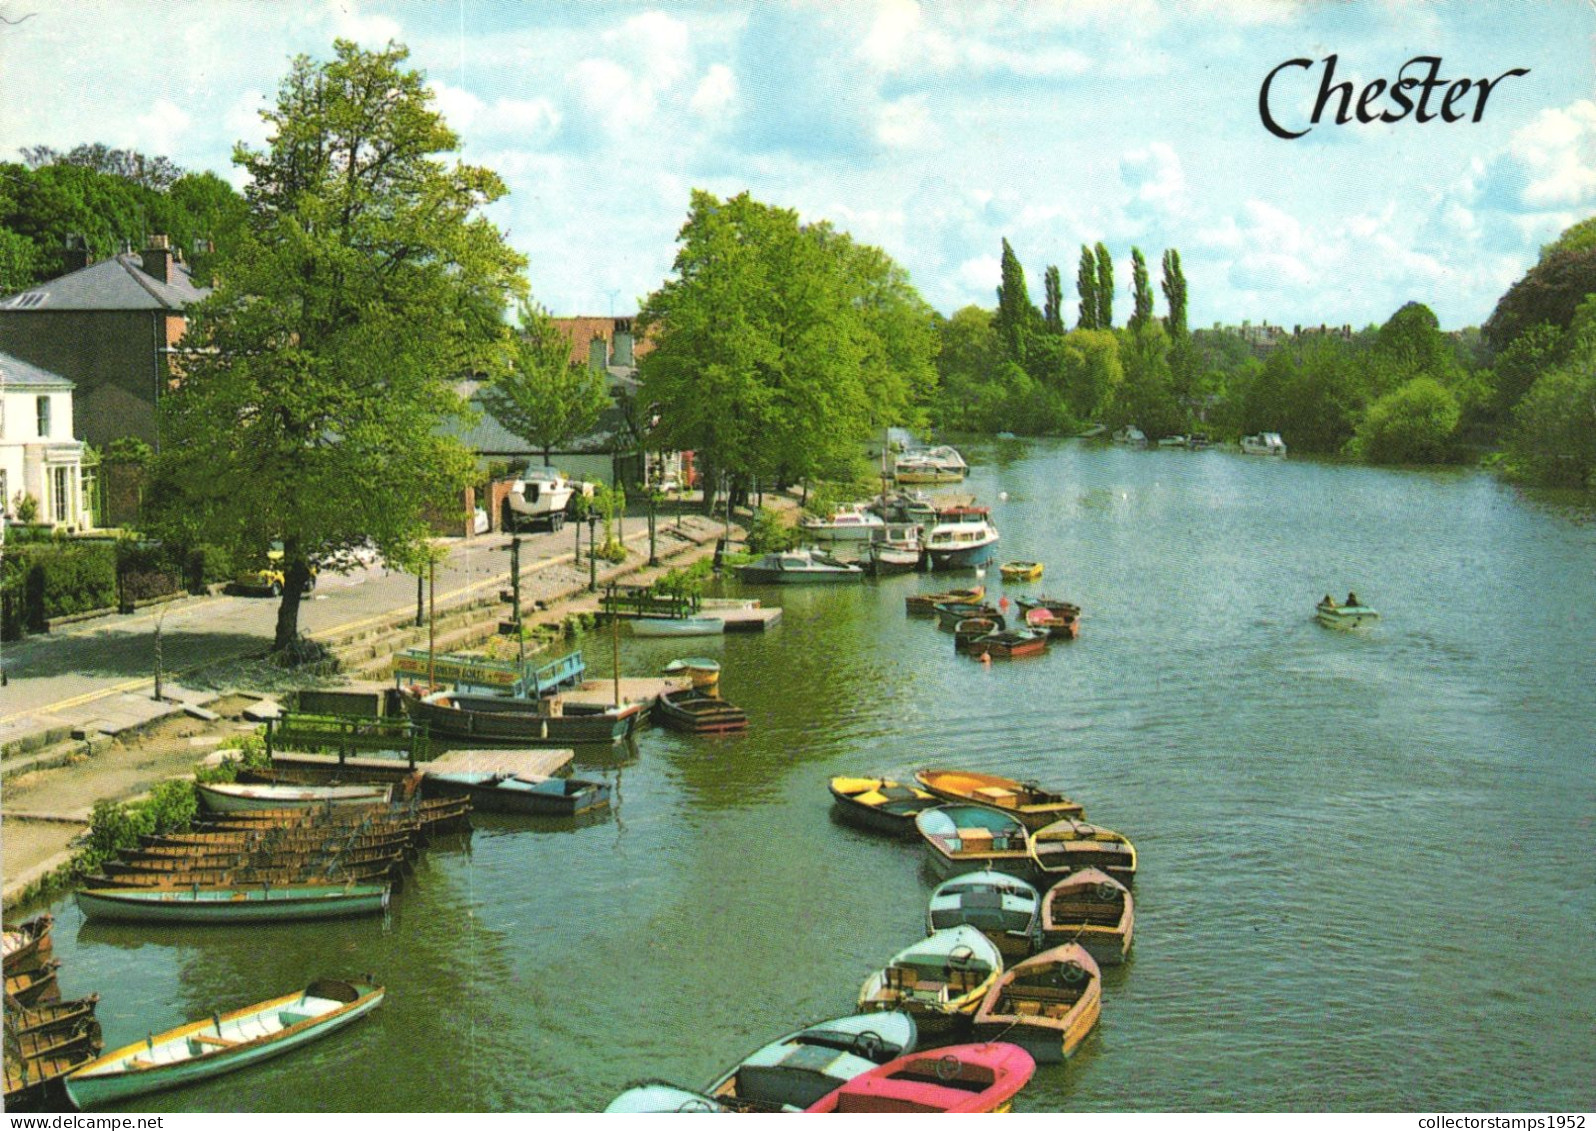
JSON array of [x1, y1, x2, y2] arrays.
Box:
[[1366, 301, 1459, 400], [21, 143, 185, 191], [1094, 242, 1114, 329], [479, 299, 611, 468], [1504, 295, 1596, 487], [1128, 247, 1154, 331], [993, 237, 1041, 363], [1161, 248, 1188, 337], [153, 40, 526, 653], [1483, 245, 1596, 352], [1075, 245, 1098, 330], [932, 306, 1005, 430], [1351, 377, 1461, 464], [1042, 264, 1064, 335]]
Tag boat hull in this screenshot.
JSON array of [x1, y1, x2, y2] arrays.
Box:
[[75, 885, 389, 924], [401, 691, 643, 746], [924, 541, 998, 571], [420, 772, 610, 817], [653, 688, 748, 734], [1316, 604, 1379, 629], [64, 982, 383, 1110], [828, 778, 940, 839], [195, 783, 388, 814], [629, 617, 725, 637]]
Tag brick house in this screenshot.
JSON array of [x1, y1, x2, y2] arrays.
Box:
[[0, 235, 209, 451]]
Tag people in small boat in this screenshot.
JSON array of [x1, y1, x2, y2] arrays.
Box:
[[1321, 594, 1337, 608], [1345, 592, 1359, 607]]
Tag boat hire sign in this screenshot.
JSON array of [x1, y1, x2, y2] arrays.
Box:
[[393, 650, 522, 688]]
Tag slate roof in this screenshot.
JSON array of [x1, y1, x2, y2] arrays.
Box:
[[0, 349, 75, 391], [0, 254, 209, 312]]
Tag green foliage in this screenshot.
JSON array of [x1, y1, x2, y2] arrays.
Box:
[[1114, 321, 1183, 436], [74, 779, 200, 878], [654, 557, 715, 599], [993, 238, 1042, 362], [1483, 245, 1596, 352], [1094, 243, 1115, 329], [1160, 249, 1188, 338], [1129, 248, 1155, 331], [104, 436, 154, 466], [14, 492, 38, 523], [1351, 377, 1461, 464], [480, 298, 611, 464], [1042, 265, 1064, 335], [1075, 246, 1099, 331], [639, 191, 933, 491], [1503, 296, 1596, 488], [1539, 214, 1596, 261], [149, 40, 526, 653], [0, 541, 118, 633], [1367, 302, 1460, 399], [931, 306, 1005, 430], [744, 506, 799, 555]]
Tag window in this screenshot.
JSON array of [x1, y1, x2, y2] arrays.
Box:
[[36, 395, 51, 438], [53, 466, 72, 524]]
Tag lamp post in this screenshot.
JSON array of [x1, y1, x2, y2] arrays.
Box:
[[647, 492, 659, 566], [588, 513, 598, 591]]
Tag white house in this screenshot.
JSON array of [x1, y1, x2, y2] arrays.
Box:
[[1, 350, 88, 528]]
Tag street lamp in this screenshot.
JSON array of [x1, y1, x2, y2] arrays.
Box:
[[647, 492, 659, 566]]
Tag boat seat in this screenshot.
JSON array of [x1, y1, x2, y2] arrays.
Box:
[[278, 1010, 316, 1027], [191, 1033, 240, 1048]]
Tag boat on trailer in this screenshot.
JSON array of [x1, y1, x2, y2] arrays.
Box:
[[63, 977, 384, 1110]]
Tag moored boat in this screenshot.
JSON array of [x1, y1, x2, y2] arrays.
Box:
[[75, 883, 391, 924], [999, 561, 1043, 582], [828, 776, 942, 839], [1112, 426, 1148, 446], [1039, 868, 1135, 966], [963, 628, 1047, 659], [971, 944, 1101, 1064], [905, 585, 983, 616], [63, 977, 384, 1110], [195, 782, 391, 814], [928, 870, 1041, 960], [1316, 593, 1380, 628], [953, 616, 1004, 653], [604, 1081, 725, 1112], [399, 686, 645, 746], [857, 926, 1004, 1041], [654, 686, 748, 734], [1023, 604, 1081, 639], [1028, 818, 1138, 885], [2, 913, 54, 976], [860, 533, 922, 576], [799, 504, 887, 542], [914, 768, 1086, 829], [5, 993, 100, 1040], [933, 601, 1001, 630], [5, 959, 61, 1006], [1241, 431, 1288, 456], [914, 804, 1032, 879], [706, 1011, 917, 1113], [922, 506, 999, 571], [629, 615, 725, 637], [419, 771, 610, 817], [805, 1042, 1035, 1113], [661, 657, 721, 691], [735, 547, 864, 584]]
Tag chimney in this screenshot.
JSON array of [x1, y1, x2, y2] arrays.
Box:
[[62, 234, 90, 272], [612, 320, 635, 367], [141, 234, 175, 285], [588, 334, 606, 374]]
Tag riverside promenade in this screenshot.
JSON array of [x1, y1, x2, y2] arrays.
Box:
[[1, 500, 746, 904]]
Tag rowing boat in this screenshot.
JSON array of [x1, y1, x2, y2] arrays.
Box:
[[914, 769, 1086, 830]]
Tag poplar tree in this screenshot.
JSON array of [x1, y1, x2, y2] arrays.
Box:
[[1076, 245, 1099, 330], [1043, 264, 1064, 335], [994, 237, 1041, 361], [1129, 247, 1155, 331], [1094, 242, 1115, 329], [1161, 248, 1188, 337]]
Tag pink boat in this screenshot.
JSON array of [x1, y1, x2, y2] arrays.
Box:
[[805, 1042, 1036, 1114]]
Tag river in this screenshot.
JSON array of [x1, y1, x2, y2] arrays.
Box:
[[28, 439, 1596, 1112]]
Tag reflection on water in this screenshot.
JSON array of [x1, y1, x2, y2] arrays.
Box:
[[31, 440, 1596, 1112]]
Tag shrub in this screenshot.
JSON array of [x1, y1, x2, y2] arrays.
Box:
[[745, 506, 798, 555]]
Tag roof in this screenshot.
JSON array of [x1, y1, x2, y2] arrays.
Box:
[[0, 350, 74, 391], [444, 394, 628, 456], [0, 254, 209, 313]]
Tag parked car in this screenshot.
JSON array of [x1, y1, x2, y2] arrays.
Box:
[[233, 542, 316, 596]]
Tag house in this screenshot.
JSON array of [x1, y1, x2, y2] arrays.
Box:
[[0, 235, 209, 450], [0, 350, 88, 529]]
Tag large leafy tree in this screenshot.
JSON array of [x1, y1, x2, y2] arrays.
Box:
[[1504, 295, 1596, 487], [153, 40, 525, 652], [480, 299, 611, 467]]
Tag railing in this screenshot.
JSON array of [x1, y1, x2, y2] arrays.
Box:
[[265, 713, 430, 768], [599, 584, 700, 620]]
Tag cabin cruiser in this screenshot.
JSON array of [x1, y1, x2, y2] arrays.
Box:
[[922, 505, 999, 571], [736, 547, 865, 584], [1241, 432, 1288, 456]]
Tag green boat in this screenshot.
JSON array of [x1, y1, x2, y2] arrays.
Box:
[[64, 977, 384, 1109], [75, 883, 390, 924]]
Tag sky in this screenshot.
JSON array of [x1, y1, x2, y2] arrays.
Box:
[[1, 0, 1592, 331]]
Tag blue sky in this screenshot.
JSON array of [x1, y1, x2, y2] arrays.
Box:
[[1, 1, 1591, 330]]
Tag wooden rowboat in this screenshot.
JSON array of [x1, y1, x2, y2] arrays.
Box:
[[605, 1081, 726, 1112], [63, 977, 384, 1109], [4, 993, 99, 1039], [857, 926, 1004, 1041], [401, 687, 646, 746], [653, 687, 748, 734], [953, 616, 1004, 652], [828, 777, 942, 839], [1023, 605, 1080, 639], [1028, 818, 1137, 885], [914, 769, 1085, 830], [196, 782, 391, 814], [5, 959, 61, 1007], [1040, 868, 1135, 966], [932, 601, 1000, 630], [76, 883, 390, 924], [662, 657, 721, 691], [905, 586, 983, 616], [963, 628, 1047, 659], [805, 1042, 1036, 1113], [999, 561, 1043, 582], [2, 913, 54, 976], [972, 943, 1101, 1063]]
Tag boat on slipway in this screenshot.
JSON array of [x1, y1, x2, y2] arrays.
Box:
[[63, 978, 385, 1110]]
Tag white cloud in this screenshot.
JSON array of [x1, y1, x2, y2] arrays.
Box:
[[325, 0, 404, 47], [1120, 142, 1187, 216], [223, 92, 273, 153], [133, 100, 192, 157], [956, 254, 1002, 294], [570, 58, 654, 137], [690, 65, 736, 117], [610, 11, 693, 90], [1508, 100, 1596, 209], [876, 95, 933, 150]]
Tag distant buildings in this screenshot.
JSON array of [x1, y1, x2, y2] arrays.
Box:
[[0, 351, 88, 529], [0, 236, 209, 450], [1198, 320, 1356, 358]]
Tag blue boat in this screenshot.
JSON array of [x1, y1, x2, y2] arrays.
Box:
[[419, 770, 610, 816], [64, 978, 384, 1109], [704, 1011, 918, 1112], [922, 506, 999, 571], [928, 870, 1042, 960]]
